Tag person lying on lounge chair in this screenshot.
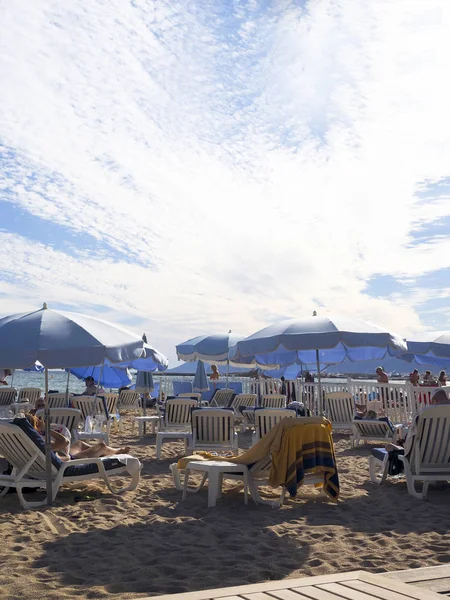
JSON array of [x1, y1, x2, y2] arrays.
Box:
[[25, 414, 130, 461], [387, 388, 450, 454]]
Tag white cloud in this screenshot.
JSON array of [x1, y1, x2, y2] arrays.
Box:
[[1, 0, 450, 364]]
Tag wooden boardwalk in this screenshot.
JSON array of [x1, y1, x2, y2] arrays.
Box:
[[150, 569, 441, 599], [387, 565, 450, 597]]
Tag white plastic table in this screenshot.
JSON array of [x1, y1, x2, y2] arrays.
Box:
[[133, 415, 160, 436], [182, 460, 248, 507]]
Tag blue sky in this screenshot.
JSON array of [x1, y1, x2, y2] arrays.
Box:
[[1, 0, 450, 365]]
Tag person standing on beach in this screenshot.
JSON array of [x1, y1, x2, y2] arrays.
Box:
[[408, 369, 420, 386], [438, 370, 447, 386], [209, 364, 220, 381], [376, 367, 389, 384]]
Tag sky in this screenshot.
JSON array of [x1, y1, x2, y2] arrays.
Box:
[[1, 0, 450, 366]]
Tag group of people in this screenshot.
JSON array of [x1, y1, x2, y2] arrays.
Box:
[[407, 369, 446, 387]]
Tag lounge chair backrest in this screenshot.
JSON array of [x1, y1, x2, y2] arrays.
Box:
[[210, 389, 235, 408], [0, 388, 17, 406], [412, 405, 450, 473], [17, 388, 41, 405], [164, 398, 198, 429], [0, 421, 59, 478], [36, 408, 82, 436], [102, 393, 118, 416], [118, 390, 141, 411], [325, 392, 355, 426], [72, 396, 98, 420], [191, 408, 235, 447], [230, 394, 257, 411], [178, 393, 202, 401], [47, 393, 71, 408], [254, 408, 297, 442], [261, 394, 287, 408], [352, 420, 392, 439]]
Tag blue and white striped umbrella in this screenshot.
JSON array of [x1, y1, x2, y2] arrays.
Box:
[[405, 331, 450, 364], [176, 333, 246, 365], [229, 315, 407, 368]]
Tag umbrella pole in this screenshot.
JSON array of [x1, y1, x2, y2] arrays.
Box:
[[10, 369, 14, 389], [226, 358, 230, 389], [142, 372, 147, 435], [44, 367, 53, 506], [316, 349, 323, 415], [65, 370, 70, 406]]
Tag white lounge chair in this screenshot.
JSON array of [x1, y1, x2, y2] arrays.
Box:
[[72, 396, 110, 443], [324, 392, 355, 433], [209, 389, 235, 408], [118, 390, 142, 420], [47, 393, 71, 409], [187, 408, 238, 454], [0, 388, 17, 407], [252, 408, 297, 445], [100, 393, 119, 432], [156, 398, 198, 459], [177, 393, 202, 401], [35, 408, 82, 437], [72, 396, 97, 421], [351, 419, 401, 448], [399, 405, 450, 500], [0, 420, 141, 509], [230, 393, 257, 413], [261, 394, 287, 408], [18, 387, 41, 406]]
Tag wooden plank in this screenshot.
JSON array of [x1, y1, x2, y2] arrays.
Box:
[[149, 572, 364, 600], [345, 580, 423, 600], [385, 566, 450, 584], [285, 586, 348, 599], [318, 583, 390, 599], [241, 594, 280, 600], [253, 589, 327, 600], [358, 571, 442, 599], [409, 579, 450, 594]]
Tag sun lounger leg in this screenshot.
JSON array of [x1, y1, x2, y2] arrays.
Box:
[[400, 456, 426, 500], [207, 469, 221, 507], [369, 455, 388, 485]]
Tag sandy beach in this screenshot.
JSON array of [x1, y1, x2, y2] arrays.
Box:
[[1, 423, 449, 600]]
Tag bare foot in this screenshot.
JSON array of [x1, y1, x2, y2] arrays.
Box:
[[115, 447, 130, 455]]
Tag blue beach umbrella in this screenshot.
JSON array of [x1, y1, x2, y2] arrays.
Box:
[[135, 371, 154, 392], [404, 331, 450, 365], [176, 333, 246, 364], [230, 314, 407, 411], [69, 365, 132, 389], [176, 332, 248, 387], [192, 360, 209, 392], [230, 315, 406, 368], [23, 361, 44, 372]]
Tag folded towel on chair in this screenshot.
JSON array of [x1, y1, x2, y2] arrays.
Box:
[[177, 417, 339, 500]]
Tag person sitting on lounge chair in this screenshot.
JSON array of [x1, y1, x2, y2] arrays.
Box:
[[387, 388, 450, 454], [25, 414, 130, 461]]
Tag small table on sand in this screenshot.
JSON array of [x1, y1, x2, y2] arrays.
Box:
[[182, 460, 249, 507], [132, 415, 160, 437]]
